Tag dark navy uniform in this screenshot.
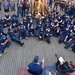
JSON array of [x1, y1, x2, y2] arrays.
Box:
[[18, 25, 27, 40], [28, 25, 35, 37], [0, 35, 11, 49], [1, 17, 7, 27], [64, 33, 73, 49], [17, 2, 22, 17], [38, 27, 45, 43], [11, 13, 18, 25], [45, 28, 52, 44], [4, 13, 11, 26], [8, 27, 24, 46]]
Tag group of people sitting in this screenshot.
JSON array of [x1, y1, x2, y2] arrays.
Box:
[[0, 7, 75, 56]]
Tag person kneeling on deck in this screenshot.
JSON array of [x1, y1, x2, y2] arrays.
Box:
[[27, 56, 44, 75]]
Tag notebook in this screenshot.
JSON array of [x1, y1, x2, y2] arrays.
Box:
[[58, 57, 64, 63]]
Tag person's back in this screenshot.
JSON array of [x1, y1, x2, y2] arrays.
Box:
[[28, 62, 43, 75], [28, 56, 44, 75]]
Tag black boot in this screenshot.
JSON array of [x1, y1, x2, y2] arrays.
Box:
[[64, 46, 68, 49], [21, 42, 24, 46], [46, 39, 50, 44], [59, 39, 62, 44]]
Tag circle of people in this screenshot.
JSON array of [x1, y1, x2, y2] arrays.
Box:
[[0, 4, 75, 54]]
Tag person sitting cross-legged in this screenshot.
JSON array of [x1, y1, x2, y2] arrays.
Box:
[[8, 26, 24, 46], [27, 56, 44, 75], [38, 27, 45, 43], [0, 33, 10, 55]]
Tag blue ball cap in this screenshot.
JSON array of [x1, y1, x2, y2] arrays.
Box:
[[40, 27, 43, 31], [2, 35, 6, 39], [33, 56, 39, 63]]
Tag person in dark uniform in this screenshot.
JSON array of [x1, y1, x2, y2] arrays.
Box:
[[38, 27, 45, 43], [4, 13, 11, 26], [27, 56, 44, 75], [37, 17, 42, 24], [44, 18, 50, 28], [1, 17, 7, 27], [10, 14, 18, 33], [36, 20, 43, 32], [11, 23, 18, 29], [8, 26, 24, 46], [64, 32, 73, 49], [0, 32, 8, 55], [28, 25, 35, 37], [18, 24, 28, 40], [27, 13, 32, 24], [10, 0, 15, 12], [59, 30, 66, 44], [17, 1, 22, 17], [45, 28, 52, 44], [11, 13, 18, 25], [18, 20, 24, 28]]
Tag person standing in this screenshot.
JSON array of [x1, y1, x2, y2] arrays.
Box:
[[10, 0, 15, 12], [3, 0, 10, 12], [17, 1, 22, 17]]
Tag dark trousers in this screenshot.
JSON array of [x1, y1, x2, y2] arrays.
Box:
[[22, 9, 25, 17], [11, 37, 22, 45], [66, 41, 72, 48], [0, 45, 4, 53], [17, 9, 22, 17], [22, 9, 28, 17], [71, 45, 75, 53]]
